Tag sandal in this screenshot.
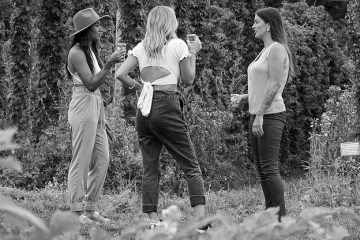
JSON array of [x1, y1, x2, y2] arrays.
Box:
[[149, 220, 162, 230], [86, 211, 111, 222], [196, 222, 212, 233]]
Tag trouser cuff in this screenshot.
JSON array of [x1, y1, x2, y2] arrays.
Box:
[[142, 204, 158, 213], [84, 201, 96, 211], [69, 202, 83, 212], [190, 195, 206, 207]]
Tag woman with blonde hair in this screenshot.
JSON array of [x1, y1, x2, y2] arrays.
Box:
[[116, 6, 209, 232], [231, 7, 294, 221]]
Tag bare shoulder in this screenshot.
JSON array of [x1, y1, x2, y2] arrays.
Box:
[[69, 45, 83, 56], [269, 43, 288, 60], [68, 44, 86, 64]]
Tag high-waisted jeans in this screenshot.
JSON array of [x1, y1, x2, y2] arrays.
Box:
[[67, 86, 110, 212], [136, 91, 205, 213], [249, 112, 286, 217]]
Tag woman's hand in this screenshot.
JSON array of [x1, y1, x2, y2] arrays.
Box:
[[230, 94, 248, 108], [186, 34, 202, 53], [252, 115, 264, 137], [106, 49, 127, 66]]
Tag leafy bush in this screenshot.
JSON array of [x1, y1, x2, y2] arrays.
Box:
[[7, 0, 32, 129], [280, 1, 351, 172], [105, 118, 143, 191], [346, 0, 360, 138], [185, 97, 255, 190], [308, 86, 359, 178]]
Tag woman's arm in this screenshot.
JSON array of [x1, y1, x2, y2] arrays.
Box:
[[179, 53, 196, 85], [230, 93, 248, 108], [115, 55, 142, 91], [69, 48, 124, 92], [179, 36, 202, 86]]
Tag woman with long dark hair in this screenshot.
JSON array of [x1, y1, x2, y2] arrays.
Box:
[[115, 6, 210, 232], [66, 8, 124, 224], [231, 7, 294, 220]]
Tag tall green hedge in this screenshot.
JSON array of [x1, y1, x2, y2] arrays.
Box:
[[346, 0, 360, 138], [7, 0, 32, 129], [0, 0, 353, 191], [32, 0, 67, 139], [280, 1, 351, 171], [0, 36, 6, 125]]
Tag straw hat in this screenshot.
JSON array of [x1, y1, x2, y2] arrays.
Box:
[[69, 8, 111, 37]]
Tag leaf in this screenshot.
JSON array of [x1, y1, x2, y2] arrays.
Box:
[[216, 210, 238, 229], [49, 211, 80, 237], [325, 225, 349, 240], [29, 226, 51, 240], [300, 207, 334, 225], [242, 207, 279, 231], [280, 217, 308, 236], [207, 226, 238, 240], [339, 208, 360, 225], [0, 156, 22, 172], [0, 128, 20, 151], [0, 195, 48, 232], [118, 223, 149, 240], [90, 226, 110, 240], [172, 215, 218, 240]]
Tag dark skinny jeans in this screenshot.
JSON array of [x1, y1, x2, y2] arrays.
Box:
[[249, 112, 286, 218], [136, 91, 205, 213]]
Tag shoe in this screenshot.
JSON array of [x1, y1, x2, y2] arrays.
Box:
[[196, 222, 212, 233], [79, 214, 94, 224], [149, 220, 162, 230], [86, 211, 111, 222]]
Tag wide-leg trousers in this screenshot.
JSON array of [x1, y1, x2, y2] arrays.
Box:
[[67, 86, 110, 212]]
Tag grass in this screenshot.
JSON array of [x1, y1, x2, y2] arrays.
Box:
[[1, 173, 360, 239]]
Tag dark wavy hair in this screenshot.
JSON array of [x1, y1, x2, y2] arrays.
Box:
[[256, 7, 295, 80], [66, 24, 103, 80]]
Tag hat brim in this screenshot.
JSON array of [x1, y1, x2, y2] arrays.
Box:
[[69, 15, 111, 37]]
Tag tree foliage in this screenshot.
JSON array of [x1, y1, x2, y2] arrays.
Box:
[[0, 35, 7, 124], [279, 1, 351, 170], [32, 0, 67, 139], [346, 0, 360, 138], [7, 0, 32, 129]]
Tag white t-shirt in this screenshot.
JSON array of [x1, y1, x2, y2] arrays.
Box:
[[129, 38, 191, 85]]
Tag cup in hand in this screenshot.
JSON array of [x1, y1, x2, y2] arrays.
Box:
[[117, 42, 126, 61], [187, 34, 196, 42]]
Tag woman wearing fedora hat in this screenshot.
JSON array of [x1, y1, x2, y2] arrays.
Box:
[[66, 8, 125, 224]]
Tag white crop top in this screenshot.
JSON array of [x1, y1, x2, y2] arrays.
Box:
[[129, 38, 191, 117]]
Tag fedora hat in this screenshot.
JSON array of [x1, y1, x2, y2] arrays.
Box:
[[70, 8, 111, 37]]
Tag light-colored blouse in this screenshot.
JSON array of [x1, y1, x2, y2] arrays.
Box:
[[129, 38, 191, 117], [247, 42, 289, 115]]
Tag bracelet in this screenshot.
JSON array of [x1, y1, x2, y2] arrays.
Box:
[[189, 50, 197, 56], [129, 81, 136, 89]]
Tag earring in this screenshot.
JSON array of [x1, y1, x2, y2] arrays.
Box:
[[267, 28, 270, 32]]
